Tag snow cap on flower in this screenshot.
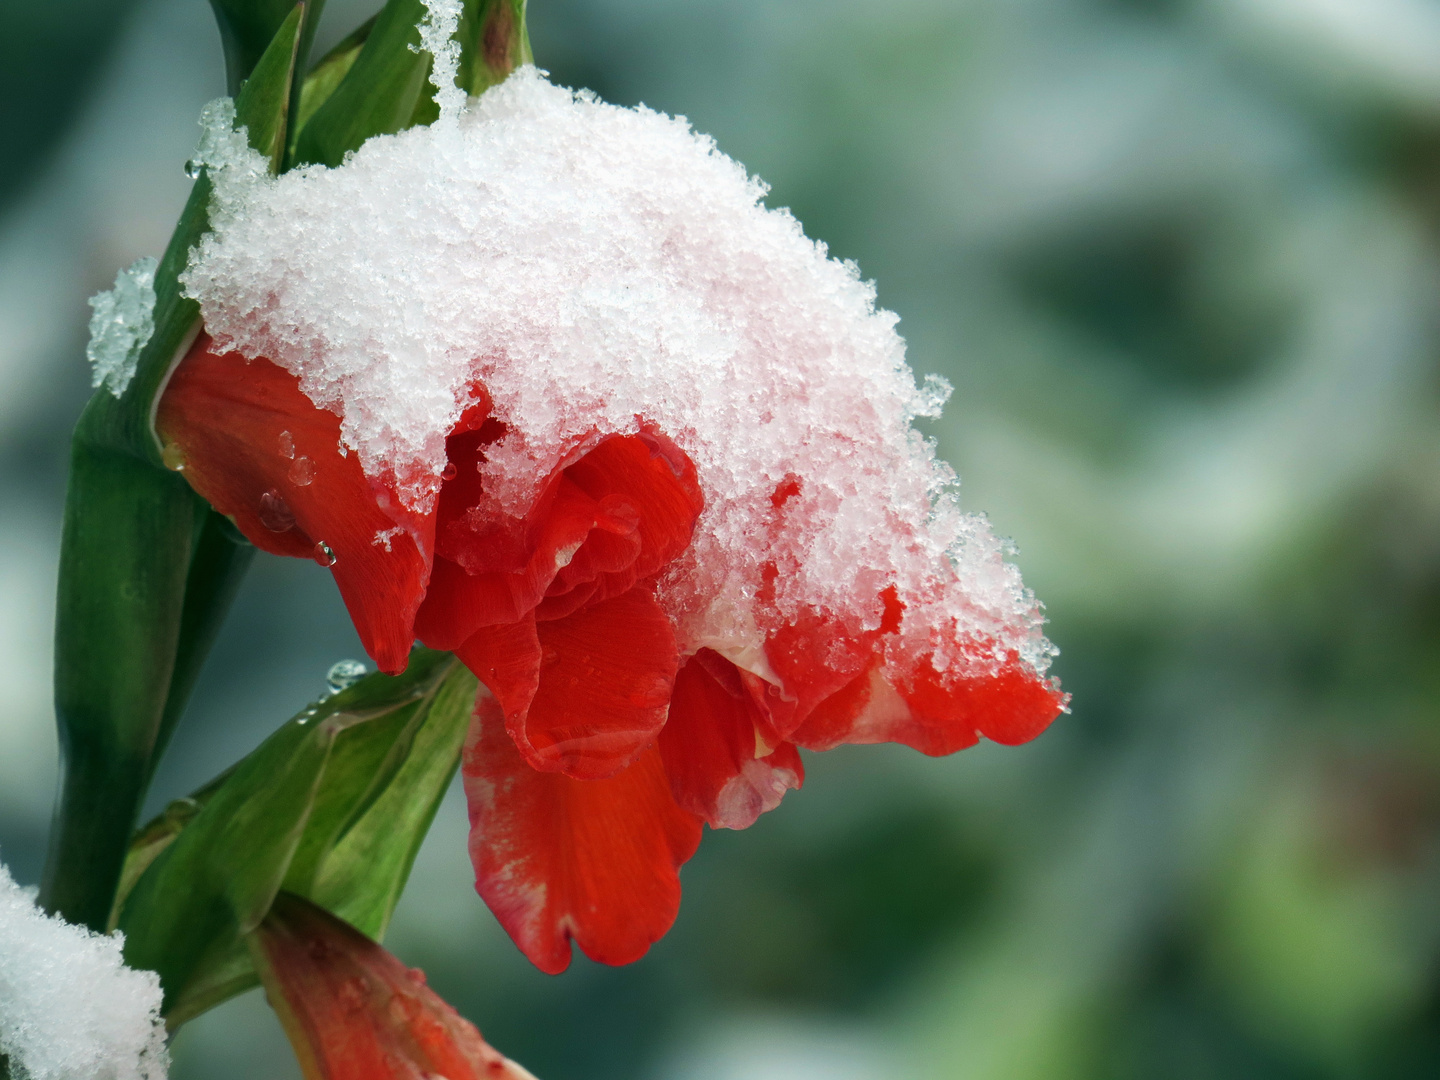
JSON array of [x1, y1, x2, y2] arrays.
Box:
[[0, 863, 168, 1080], [164, 59, 1067, 974], [180, 65, 1057, 692]]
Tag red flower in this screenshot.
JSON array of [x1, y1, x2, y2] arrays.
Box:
[[250, 891, 536, 1080], [157, 333, 1065, 974]]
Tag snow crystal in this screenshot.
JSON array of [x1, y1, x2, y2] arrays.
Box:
[[181, 68, 1056, 678], [414, 0, 465, 125], [0, 863, 168, 1080], [86, 257, 157, 398]]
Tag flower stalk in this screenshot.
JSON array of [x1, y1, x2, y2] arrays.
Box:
[[40, 3, 310, 930]]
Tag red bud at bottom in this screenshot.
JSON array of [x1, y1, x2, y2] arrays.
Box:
[[249, 892, 537, 1080]]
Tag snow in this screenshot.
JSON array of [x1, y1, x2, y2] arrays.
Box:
[[0, 863, 168, 1080], [414, 0, 465, 125], [181, 66, 1056, 682], [86, 257, 157, 398]]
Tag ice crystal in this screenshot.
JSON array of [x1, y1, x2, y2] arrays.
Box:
[[85, 257, 157, 398]]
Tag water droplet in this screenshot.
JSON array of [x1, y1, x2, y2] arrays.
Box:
[[289, 455, 315, 486], [441, 461, 458, 481], [326, 659, 367, 693], [277, 430, 295, 459], [387, 997, 414, 1025], [313, 540, 337, 567], [338, 976, 368, 1014], [628, 673, 672, 708], [258, 490, 295, 532], [184, 158, 202, 179], [160, 442, 186, 472]]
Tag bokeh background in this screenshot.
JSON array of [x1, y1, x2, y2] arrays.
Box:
[[4, 0, 1440, 1076]]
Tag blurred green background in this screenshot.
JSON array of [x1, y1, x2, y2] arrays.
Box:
[[4, 0, 1440, 1077]]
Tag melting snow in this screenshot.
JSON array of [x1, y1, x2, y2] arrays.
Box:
[[0, 863, 167, 1080]]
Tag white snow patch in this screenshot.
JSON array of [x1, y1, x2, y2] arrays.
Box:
[[181, 68, 1056, 679], [0, 863, 168, 1080], [414, 0, 466, 125], [86, 257, 157, 398]]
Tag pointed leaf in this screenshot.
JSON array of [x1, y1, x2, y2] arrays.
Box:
[[210, 0, 327, 100], [456, 0, 530, 96], [293, 14, 376, 139], [83, 1, 306, 462], [291, 0, 432, 168], [307, 659, 477, 936], [115, 651, 477, 1025], [292, 0, 531, 167]]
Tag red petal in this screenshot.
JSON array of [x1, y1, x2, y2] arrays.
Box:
[[787, 662, 883, 752], [452, 614, 542, 726], [761, 610, 877, 737], [414, 554, 533, 650], [156, 336, 432, 673], [424, 431, 702, 643], [427, 473, 600, 642], [251, 892, 535, 1080], [900, 651, 1066, 751], [460, 586, 679, 779], [791, 649, 1064, 755], [659, 650, 804, 830], [546, 431, 703, 603], [463, 695, 703, 974]]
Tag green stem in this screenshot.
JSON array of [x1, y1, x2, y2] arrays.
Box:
[[38, 3, 307, 932], [41, 449, 212, 928]]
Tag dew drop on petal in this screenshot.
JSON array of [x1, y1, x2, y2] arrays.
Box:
[[441, 461, 457, 481], [161, 441, 186, 472], [258, 489, 295, 532], [313, 540, 337, 566], [627, 673, 671, 708], [337, 976, 368, 1014], [277, 429, 295, 459], [288, 455, 314, 486]]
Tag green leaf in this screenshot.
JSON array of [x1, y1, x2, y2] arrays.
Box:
[[40, 9, 306, 932], [306, 656, 477, 936], [116, 652, 477, 1026], [291, 0, 531, 168], [42, 453, 208, 931], [290, 0, 432, 168], [456, 0, 530, 97], [210, 0, 327, 101], [78, 0, 307, 466], [293, 13, 376, 140]]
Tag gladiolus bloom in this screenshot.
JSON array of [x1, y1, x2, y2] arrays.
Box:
[[159, 68, 1066, 974], [250, 892, 536, 1080]]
